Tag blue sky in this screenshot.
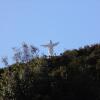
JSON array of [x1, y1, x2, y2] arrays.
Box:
[[0, 0, 100, 67]]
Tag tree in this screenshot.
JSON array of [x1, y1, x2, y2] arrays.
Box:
[[12, 47, 22, 63], [1, 56, 8, 67]]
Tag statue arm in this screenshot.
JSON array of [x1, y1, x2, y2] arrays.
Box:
[[53, 42, 59, 46]]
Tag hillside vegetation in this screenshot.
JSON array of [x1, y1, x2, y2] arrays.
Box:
[[0, 44, 100, 100]]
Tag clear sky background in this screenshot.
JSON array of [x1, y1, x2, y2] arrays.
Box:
[[0, 0, 100, 67]]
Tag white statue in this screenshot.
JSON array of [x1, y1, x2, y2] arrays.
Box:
[[41, 40, 59, 56]]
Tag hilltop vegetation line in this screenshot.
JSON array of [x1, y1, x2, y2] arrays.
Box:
[[0, 43, 100, 100]]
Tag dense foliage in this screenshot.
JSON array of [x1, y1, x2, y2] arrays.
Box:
[[0, 44, 100, 100]]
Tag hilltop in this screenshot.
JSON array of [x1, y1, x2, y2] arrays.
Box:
[[0, 44, 100, 100]]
